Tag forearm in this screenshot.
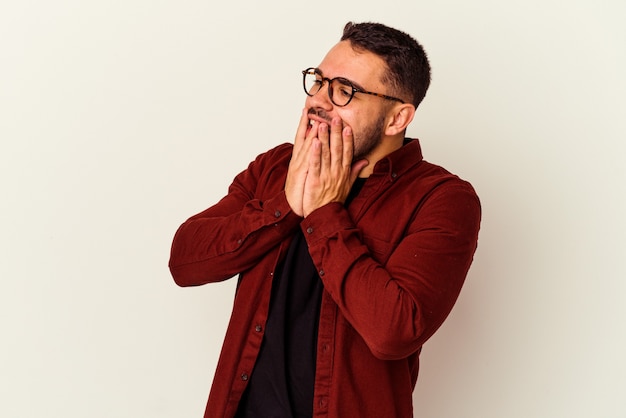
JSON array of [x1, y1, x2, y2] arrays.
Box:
[[302, 204, 424, 359], [303, 187, 481, 360], [170, 190, 301, 286]]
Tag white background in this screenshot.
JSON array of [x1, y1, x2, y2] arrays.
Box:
[[1, 1, 625, 417]]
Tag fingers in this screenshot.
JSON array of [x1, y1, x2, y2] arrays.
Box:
[[308, 137, 322, 177], [295, 108, 309, 140], [327, 118, 343, 172], [304, 116, 353, 172], [318, 122, 330, 172], [340, 123, 353, 170], [293, 108, 309, 152], [350, 158, 370, 183], [287, 108, 316, 217], [302, 116, 369, 215], [313, 117, 345, 174], [307, 117, 358, 182]]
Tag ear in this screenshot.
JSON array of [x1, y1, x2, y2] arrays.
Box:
[[384, 104, 416, 136]]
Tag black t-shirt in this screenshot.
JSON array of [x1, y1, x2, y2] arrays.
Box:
[[235, 178, 366, 418]]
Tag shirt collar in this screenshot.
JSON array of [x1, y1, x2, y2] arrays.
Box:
[[371, 138, 423, 180]]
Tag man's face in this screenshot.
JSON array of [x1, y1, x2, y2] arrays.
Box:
[[305, 41, 393, 161]]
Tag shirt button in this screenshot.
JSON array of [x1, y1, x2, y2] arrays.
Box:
[[255, 325, 262, 332], [319, 269, 325, 276], [391, 172, 398, 178], [274, 210, 281, 218], [241, 373, 249, 381], [306, 227, 313, 234]]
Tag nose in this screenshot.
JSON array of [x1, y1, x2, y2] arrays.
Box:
[[306, 79, 334, 111]]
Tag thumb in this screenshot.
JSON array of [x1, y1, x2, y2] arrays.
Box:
[[350, 159, 369, 182]]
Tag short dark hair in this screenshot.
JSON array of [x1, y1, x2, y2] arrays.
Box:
[[341, 22, 431, 108]]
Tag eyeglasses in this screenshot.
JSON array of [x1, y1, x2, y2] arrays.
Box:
[[302, 67, 405, 107]]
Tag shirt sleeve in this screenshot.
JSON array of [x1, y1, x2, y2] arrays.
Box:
[[169, 146, 302, 286], [301, 181, 481, 360]]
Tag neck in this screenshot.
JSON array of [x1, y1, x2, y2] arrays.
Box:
[[356, 135, 404, 178]]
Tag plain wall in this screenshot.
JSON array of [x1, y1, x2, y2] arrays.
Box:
[[1, 1, 625, 417]]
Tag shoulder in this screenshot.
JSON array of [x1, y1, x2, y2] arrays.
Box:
[[400, 157, 478, 201], [246, 143, 293, 170], [261, 142, 293, 159], [230, 143, 293, 195], [238, 142, 292, 170]]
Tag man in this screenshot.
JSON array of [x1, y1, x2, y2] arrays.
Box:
[[169, 22, 481, 418]]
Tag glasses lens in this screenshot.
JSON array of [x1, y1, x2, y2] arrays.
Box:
[[329, 79, 354, 106], [304, 70, 323, 96]]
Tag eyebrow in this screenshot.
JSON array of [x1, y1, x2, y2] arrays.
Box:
[[316, 67, 368, 93]]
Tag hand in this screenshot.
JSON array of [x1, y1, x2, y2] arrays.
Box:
[[285, 108, 317, 217], [302, 117, 369, 217]]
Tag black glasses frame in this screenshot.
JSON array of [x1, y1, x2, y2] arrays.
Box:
[[302, 67, 405, 107]]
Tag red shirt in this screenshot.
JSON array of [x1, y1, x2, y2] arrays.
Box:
[[169, 139, 481, 418]]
